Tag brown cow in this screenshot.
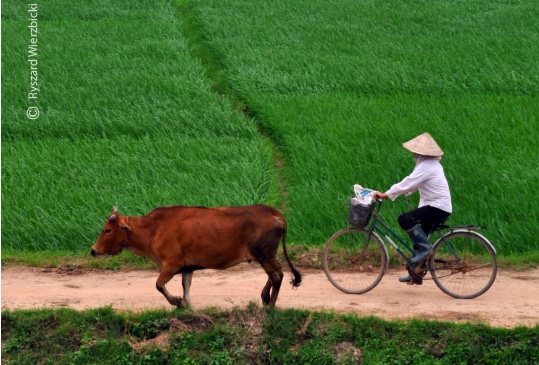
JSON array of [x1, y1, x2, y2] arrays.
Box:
[[91, 205, 301, 308]]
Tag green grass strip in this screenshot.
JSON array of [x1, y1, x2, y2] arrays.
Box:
[[2, 306, 538, 364]]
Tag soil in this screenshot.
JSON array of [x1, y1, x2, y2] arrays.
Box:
[[2, 264, 538, 328]]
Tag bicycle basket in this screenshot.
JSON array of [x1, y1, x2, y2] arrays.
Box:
[[347, 198, 374, 228]]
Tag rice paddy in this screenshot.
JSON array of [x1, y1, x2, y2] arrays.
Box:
[[2, 0, 538, 257]]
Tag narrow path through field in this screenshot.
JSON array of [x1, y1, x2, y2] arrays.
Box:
[[2, 264, 538, 328]]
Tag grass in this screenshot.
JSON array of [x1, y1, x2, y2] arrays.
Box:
[[2, 136, 275, 251], [245, 93, 539, 253], [1, 250, 156, 271], [2, 305, 539, 364], [2, 0, 539, 263], [182, 0, 539, 255], [2, 0, 278, 252], [192, 0, 538, 95]]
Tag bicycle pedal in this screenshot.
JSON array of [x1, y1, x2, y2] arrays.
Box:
[[406, 264, 426, 285]]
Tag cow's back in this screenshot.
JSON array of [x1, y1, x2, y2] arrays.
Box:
[[146, 204, 283, 230]]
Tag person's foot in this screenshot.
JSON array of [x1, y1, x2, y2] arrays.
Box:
[[399, 275, 412, 283], [400, 271, 424, 285]]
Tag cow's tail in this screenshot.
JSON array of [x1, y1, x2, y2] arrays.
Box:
[[280, 221, 302, 288]]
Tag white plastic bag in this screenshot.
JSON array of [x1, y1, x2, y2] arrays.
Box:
[[352, 184, 374, 206], [348, 184, 375, 227]]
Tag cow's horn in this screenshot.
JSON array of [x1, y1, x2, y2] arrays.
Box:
[[112, 206, 118, 213]]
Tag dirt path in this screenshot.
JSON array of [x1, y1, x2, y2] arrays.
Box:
[[2, 265, 538, 328]]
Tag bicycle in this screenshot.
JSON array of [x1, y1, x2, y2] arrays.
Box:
[[322, 199, 497, 299]]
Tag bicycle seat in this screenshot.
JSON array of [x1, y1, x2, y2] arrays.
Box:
[[431, 217, 450, 230]]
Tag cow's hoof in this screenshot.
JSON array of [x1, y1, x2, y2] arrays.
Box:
[[169, 297, 188, 308]]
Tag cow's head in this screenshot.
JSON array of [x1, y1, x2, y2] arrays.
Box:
[[91, 206, 131, 257]]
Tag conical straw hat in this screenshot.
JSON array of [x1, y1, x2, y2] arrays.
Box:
[[402, 132, 444, 156]]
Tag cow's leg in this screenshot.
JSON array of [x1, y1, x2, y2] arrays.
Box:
[[156, 267, 188, 308], [182, 271, 193, 306], [261, 279, 272, 305], [260, 260, 284, 307]]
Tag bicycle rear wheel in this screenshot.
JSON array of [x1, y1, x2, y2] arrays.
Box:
[[430, 230, 497, 299], [323, 228, 388, 294]]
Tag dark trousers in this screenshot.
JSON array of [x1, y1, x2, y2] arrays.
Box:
[[398, 205, 451, 235]]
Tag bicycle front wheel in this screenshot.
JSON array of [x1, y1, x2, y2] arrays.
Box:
[[323, 228, 388, 294], [430, 230, 497, 299]]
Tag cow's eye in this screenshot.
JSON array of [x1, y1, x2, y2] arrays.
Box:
[[104, 229, 112, 234]]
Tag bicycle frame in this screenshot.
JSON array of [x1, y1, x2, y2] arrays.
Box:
[[364, 200, 496, 270], [365, 200, 417, 267]]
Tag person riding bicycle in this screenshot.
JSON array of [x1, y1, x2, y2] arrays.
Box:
[[373, 132, 452, 283]]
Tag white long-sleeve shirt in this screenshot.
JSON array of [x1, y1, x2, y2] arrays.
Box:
[[385, 158, 452, 213]]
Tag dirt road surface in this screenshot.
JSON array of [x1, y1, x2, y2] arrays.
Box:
[[2, 265, 538, 328]]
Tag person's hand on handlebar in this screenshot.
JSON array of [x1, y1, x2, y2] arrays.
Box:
[[373, 191, 388, 200]]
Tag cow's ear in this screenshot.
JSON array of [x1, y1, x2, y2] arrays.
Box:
[[120, 225, 131, 231]]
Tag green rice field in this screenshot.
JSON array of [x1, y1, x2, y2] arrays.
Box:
[[2, 0, 538, 258]]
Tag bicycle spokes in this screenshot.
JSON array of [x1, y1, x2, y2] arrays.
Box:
[[430, 231, 497, 299], [323, 228, 388, 294]]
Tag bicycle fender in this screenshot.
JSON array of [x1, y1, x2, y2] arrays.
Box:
[[450, 225, 487, 230], [435, 229, 497, 255]]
